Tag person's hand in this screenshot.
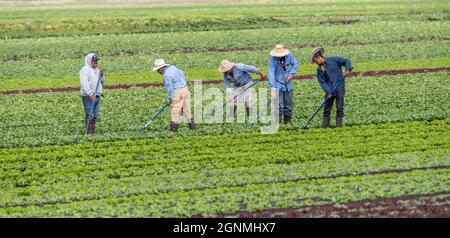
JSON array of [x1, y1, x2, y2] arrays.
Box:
[[100, 68, 105, 77], [326, 94, 334, 100], [90, 95, 96, 101], [344, 71, 351, 77], [285, 75, 293, 82]]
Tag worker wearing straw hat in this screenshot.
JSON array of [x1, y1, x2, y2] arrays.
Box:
[[153, 59, 196, 132], [311, 47, 352, 128], [268, 44, 298, 124], [218, 59, 265, 119]]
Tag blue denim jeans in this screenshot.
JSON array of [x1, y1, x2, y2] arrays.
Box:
[[324, 91, 344, 118], [82, 96, 100, 123], [278, 89, 293, 117]]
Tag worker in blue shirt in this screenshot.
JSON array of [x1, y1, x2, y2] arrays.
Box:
[[311, 47, 352, 128], [153, 59, 196, 132], [218, 59, 264, 119], [268, 44, 298, 124]]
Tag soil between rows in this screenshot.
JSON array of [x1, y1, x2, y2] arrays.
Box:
[[1, 67, 449, 95]]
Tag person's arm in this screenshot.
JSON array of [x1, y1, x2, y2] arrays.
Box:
[[268, 57, 276, 89], [317, 70, 332, 97], [239, 64, 261, 74], [336, 57, 352, 76], [239, 63, 265, 79], [80, 70, 94, 99], [223, 73, 232, 88], [288, 54, 298, 78], [164, 74, 174, 102]]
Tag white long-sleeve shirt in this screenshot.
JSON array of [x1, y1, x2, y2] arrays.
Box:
[[80, 53, 104, 96]]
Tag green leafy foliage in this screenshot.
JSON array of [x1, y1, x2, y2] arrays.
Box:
[[0, 0, 447, 39], [0, 73, 448, 148], [0, 119, 448, 217], [0, 0, 448, 217]]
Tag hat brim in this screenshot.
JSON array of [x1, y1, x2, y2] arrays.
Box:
[[153, 64, 170, 72], [270, 49, 289, 57], [311, 48, 324, 63], [218, 64, 234, 73]]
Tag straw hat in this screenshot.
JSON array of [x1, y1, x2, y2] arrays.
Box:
[[311, 47, 325, 63], [270, 44, 290, 57], [152, 59, 170, 72], [218, 59, 235, 73]]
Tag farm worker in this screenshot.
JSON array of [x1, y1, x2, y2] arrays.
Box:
[[153, 59, 196, 132], [218, 59, 265, 118], [80, 53, 104, 134], [268, 44, 298, 124], [311, 47, 352, 128]]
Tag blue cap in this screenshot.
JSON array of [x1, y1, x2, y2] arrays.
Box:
[[92, 54, 100, 61]]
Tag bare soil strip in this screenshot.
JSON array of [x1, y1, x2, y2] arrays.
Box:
[[1, 67, 449, 95], [211, 192, 450, 218]]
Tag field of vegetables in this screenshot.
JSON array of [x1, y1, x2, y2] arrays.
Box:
[[0, 0, 449, 218]]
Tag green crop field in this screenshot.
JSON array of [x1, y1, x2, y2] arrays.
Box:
[[0, 0, 449, 218]]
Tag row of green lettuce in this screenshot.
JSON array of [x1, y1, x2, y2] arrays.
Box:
[[1, 0, 447, 39], [0, 119, 448, 217], [0, 73, 449, 148], [2, 21, 448, 60], [2, 0, 444, 20], [0, 39, 448, 81], [1, 119, 447, 190], [1, 58, 449, 91]]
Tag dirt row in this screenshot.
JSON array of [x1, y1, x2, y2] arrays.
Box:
[[1, 67, 449, 95], [211, 192, 450, 218]]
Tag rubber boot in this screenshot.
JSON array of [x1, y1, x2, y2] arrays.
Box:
[[170, 122, 179, 132], [284, 115, 292, 124], [322, 117, 330, 128], [88, 121, 96, 134], [188, 119, 196, 130], [245, 106, 250, 118], [336, 117, 343, 128]]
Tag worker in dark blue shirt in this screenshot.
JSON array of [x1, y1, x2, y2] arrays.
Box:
[[311, 47, 352, 128]]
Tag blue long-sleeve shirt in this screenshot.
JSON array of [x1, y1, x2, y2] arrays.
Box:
[[223, 63, 261, 88], [268, 52, 298, 92], [317, 56, 352, 95], [163, 65, 187, 101]]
